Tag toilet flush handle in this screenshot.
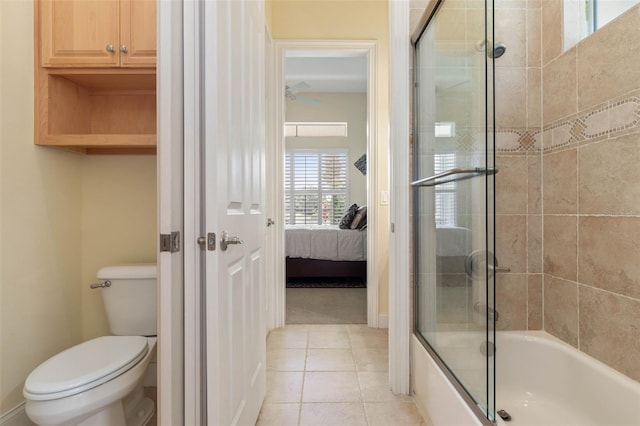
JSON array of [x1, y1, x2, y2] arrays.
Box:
[[90, 280, 111, 289]]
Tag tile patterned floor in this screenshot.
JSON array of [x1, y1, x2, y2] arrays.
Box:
[[257, 325, 425, 426]]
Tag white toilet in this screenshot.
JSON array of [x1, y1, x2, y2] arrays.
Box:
[[23, 264, 157, 426]]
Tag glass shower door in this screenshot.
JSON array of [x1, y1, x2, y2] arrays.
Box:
[[412, 0, 496, 421]]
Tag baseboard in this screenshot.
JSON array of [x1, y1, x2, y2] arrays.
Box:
[[0, 401, 33, 426], [378, 313, 389, 328]]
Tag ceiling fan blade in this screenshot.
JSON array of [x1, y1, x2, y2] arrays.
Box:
[[292, 95, 320, 106], [288, 81, 311, 94]]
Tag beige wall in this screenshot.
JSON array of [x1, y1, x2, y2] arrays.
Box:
[[285, 93, 367, 207], [271, 0, 390, 315], [81, 157, 157, 340], [0, 0, 83, 411], [0, 1, 157, 414]]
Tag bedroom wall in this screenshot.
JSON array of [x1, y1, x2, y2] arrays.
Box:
[[271, 0, 391, 318], [285, 92, 367, 207]]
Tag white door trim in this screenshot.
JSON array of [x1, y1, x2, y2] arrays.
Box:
[[182, 0, 202, 423], [270, 40, 380, 328], [157, 0, 185, 423], [389, 0, 412, 394]]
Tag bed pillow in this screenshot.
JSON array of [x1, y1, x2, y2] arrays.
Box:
[[350, 205, 367, 229], [338, 203, 359, 229]]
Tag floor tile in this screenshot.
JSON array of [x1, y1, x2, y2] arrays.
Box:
[[299, 403, 367, 426], [308, 327, 351, 349], [365, 401, 423, 426], [267, 349, 307, 371], [306, 349, 355, 371], [256, 403, 300, 426], [268, 326, 309, 349], [303, 372, 362, 403], [265, 372, 304, 403], [358, 372, 412, 403], [352, 347, 389, 372]]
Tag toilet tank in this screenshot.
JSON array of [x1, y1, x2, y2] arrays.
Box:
[[97, 264, 157, 336]]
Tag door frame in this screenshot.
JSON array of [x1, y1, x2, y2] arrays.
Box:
[[388, 0, 412, 395], [157, 0, 186, 423], [269, 40, 380, 328]]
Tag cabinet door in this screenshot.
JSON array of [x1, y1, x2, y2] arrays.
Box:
[[120, 0, 156, 67], [40, 0, 120, 67]]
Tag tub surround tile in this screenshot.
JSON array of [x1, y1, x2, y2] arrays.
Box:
[[543, 148, 577, 214], [495, 274, 527, 330], [578, 134, 640, 216], [543, 215, 577, 281], [527, 215, 542, 273], [579, 286, 640, 382], [543, 48, 577, 124], [576, 4, 640, 111], [578, 216, 640, 300], [544, 275, 579, 348], [496, 215, 527, 273], [496, 155, 528, 214], [526, 8, 542, 67], [608, 97, 640, 137], [496, 68, 528, 128], [541, 0, 563, 65], [527, 274, 543, 330], [495, 8, 526, 68], [527, 68, 542, 127], [527, 154, 542, 214]]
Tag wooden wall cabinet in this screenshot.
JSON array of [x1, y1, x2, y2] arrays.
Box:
[[35, 0, 157, 154], [40, 0, 156, 68]]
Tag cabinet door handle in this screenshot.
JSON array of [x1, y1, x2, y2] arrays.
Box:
[[120, 45, 128, 53], [106, 44, 116, 53]]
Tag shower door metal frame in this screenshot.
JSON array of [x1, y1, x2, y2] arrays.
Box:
[[410, 0, 496, 424]]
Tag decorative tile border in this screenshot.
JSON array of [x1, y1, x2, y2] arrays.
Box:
[[495, 91, 640, 153]]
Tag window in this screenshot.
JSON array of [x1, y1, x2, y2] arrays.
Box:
[[285, 150, 349, 225], [284, 122, 348, 137], [564, 0, 639, 50], [434, 153, 457, 227]]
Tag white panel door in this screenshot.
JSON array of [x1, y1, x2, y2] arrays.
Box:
[[203, 1, 266, 425]]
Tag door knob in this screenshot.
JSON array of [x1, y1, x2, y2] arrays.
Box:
[[106, 44, 116, 53], [267, 218, 275, 227], [119, 45, 128, 53], [220, 231, 244, 251]]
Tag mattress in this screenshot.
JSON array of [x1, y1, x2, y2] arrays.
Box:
[[285, 225, 367, 261]]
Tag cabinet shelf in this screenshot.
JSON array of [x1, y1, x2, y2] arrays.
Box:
[[36, 70, 157, 154]]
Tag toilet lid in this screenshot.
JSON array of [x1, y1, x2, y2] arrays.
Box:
[[24, 336, 148, 401]]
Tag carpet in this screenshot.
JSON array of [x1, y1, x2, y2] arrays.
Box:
[[286, 277, 366, 288], [286, 287, 367, 324]]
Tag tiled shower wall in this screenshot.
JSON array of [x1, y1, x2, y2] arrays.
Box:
[[538, 2, 640, 381], [411, 0, 640, 381]]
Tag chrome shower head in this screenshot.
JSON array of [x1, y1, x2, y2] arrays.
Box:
[[489, 42, 507, 59], [475, 40, 507, 59]]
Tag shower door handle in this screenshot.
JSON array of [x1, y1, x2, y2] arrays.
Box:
[[411, 167, 497, 188]]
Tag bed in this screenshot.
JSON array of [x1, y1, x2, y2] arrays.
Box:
[[285, 224, 367, 281]]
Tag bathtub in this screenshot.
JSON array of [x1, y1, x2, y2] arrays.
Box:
[[412, 331, 640, 426], [496, 331, 640, 426]]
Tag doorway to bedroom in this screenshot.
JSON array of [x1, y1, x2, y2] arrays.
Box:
[[274, 44, 376, 325]]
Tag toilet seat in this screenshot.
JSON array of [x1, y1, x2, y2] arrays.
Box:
[[24, 336, 148, 401]]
